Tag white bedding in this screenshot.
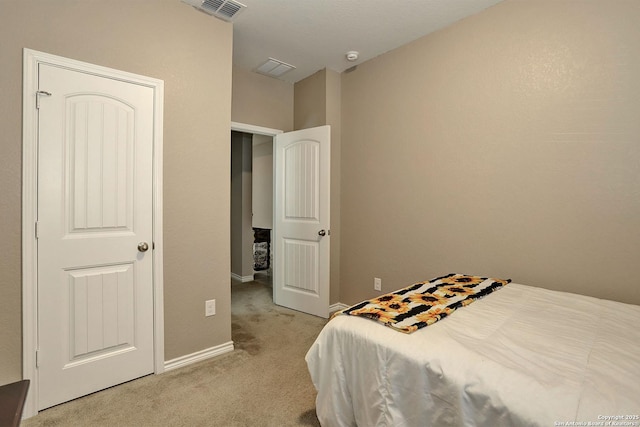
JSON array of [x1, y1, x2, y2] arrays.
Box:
[[306, 283, 640, 427]]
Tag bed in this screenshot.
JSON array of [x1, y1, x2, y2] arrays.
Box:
[[305, 274, 640, 427]]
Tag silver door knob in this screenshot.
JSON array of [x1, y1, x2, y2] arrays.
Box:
[[138, 242, 149, 252], [318, 230, 326, 237]]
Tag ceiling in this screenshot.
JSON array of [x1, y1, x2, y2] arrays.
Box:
[[228, 0, 505, 83]]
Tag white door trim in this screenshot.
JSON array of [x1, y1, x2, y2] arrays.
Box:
[[231, 121, 283, 137], [21, 48, 165, 418]]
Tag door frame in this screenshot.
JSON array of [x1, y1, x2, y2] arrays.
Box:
[[21, 49, 165, 418], [231, 121, 282, 139]]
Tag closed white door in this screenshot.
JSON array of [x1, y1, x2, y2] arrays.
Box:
[[274, 126, 330, 318], [37, 64, 155, 409]]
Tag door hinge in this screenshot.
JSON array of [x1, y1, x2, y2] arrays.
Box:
[[35, 221, 39, 239], [36, 350, 40, 368], [36, 90, 52, 109]]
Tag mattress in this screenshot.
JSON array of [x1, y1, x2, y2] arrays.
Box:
[[305, 283, 640, 427]]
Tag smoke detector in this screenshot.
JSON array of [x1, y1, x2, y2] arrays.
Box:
[[346, 51, 359, 62], [182, 0, 247, 22]]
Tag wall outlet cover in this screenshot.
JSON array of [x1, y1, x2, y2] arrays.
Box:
[[205, 299, 216, 316]]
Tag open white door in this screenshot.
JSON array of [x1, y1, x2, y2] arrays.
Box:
[[273, 126, 330, 318], [36, 63, 156, 409]]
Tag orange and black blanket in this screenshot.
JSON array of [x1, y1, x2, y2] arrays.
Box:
[[337, 273, 510, 333]]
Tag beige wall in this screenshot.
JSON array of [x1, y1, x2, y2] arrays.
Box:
[[230, 132, 255, 278], [325, 70, 342, 306], [294, 69, 342, 304], [252, 136, 274, 230], [294, 70, 327, 129], [232, 66, 294, 131], [340, 0, 640, 305], [0, 0, 233, 383]]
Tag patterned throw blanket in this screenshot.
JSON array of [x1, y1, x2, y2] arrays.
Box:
[[338, 273, 510, 333]]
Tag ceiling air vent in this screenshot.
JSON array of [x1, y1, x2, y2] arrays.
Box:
[[255, 58, 296, 78], [182, 0, 247, 22]]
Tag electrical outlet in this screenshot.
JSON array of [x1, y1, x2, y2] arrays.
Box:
[[374, 277, 382, 291], [205, 299, 216, 317]]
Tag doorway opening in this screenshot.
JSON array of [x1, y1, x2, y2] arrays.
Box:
[[231, 123, 331, 318], [230, 122, 282, 294]]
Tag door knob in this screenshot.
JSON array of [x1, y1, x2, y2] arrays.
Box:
[[138, 242, 149, 252], [318, 230, 326, 237]]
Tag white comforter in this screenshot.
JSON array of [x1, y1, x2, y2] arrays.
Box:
[[306, 284, 640, 427]]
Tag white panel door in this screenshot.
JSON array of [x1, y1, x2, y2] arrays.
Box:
[[274, 126, 330, 318], [37, 64, 155, 409]]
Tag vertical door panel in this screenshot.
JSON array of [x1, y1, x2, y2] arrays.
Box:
[[68, 96, 134, 233], [283, 239, 319, 294], [284, 141, 319, 220], [67, 264, 135, 362]]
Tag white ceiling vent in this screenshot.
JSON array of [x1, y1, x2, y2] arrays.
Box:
[[255, 58, 296, 78], [182, 0, 246, 22]]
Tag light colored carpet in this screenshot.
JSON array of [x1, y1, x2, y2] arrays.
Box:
[[23, 275, 327, 426]]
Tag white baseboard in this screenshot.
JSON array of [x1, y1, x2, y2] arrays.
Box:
[[329, 302, 349, 312], [231, 272, 254, 282], [164, 341, 234, 372]]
